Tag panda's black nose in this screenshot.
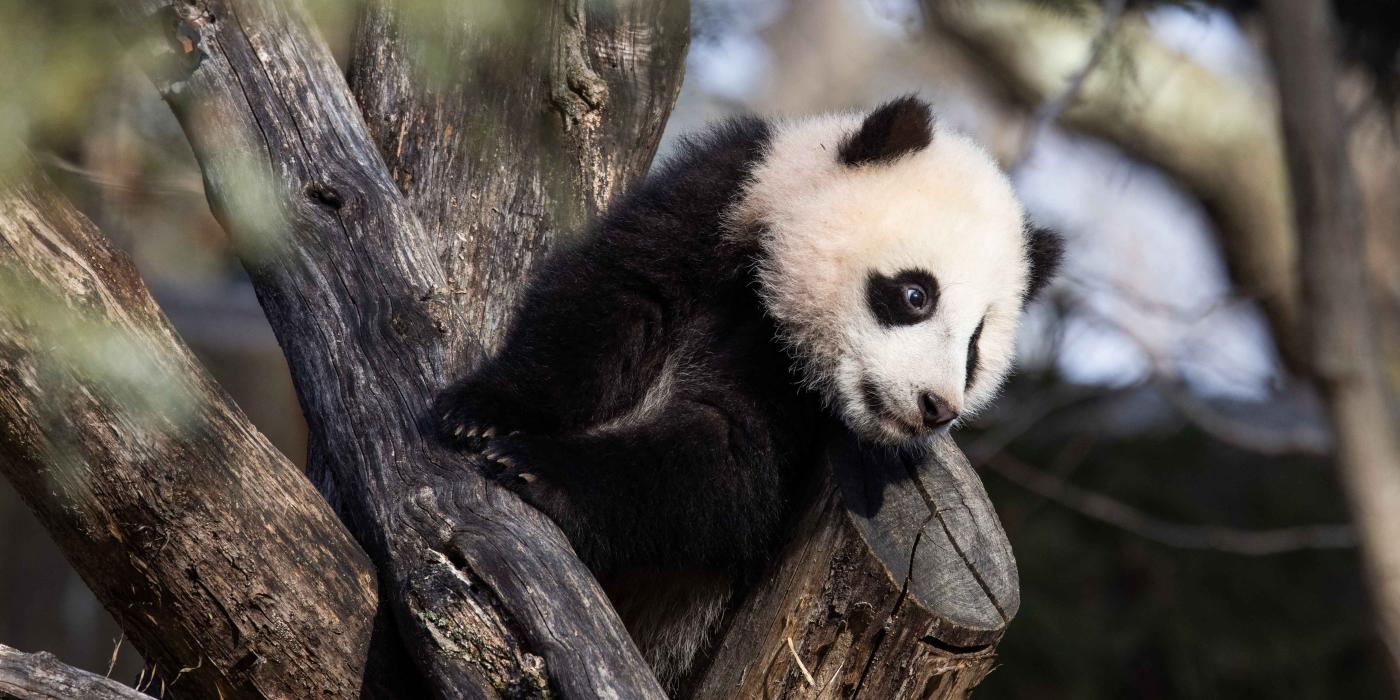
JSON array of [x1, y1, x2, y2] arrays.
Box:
[[920, 393, 959, 429]]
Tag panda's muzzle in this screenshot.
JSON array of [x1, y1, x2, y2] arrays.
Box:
[[860, 377, 928, 438]]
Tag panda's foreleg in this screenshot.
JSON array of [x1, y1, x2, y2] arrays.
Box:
[[478, 395, 783, 575], [435, 269, 665, 445]]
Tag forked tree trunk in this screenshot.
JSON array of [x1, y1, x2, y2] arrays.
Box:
[[0, 0, 1020, 697]]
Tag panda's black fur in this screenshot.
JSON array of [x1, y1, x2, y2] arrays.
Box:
[[437, 114, 824, 576], [436, 97, 1059, 689]]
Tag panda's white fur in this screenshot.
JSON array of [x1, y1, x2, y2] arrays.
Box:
[[734, 113, 1030, 444], [438, 96, 1060, 691]]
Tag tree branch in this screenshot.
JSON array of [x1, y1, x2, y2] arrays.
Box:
[[0, 165, 378, 699], [109, 0, 669, 695], [1262, 0, 1400, 685], [929, 1, 1303, 368], [1012, 0, 1126, 170], [0, 644, 149, 700], [984, 453, 1355, 555], [690, 436, 1017, 699], [347, 0, 689, 359]]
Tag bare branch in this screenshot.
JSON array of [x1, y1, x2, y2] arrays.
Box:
[[0, 165, 378, 698], [985, 454, 1356, 555], [108, 0, 673, 695], [0, 644, 149, 700], [930, 1, 1302, 368], [1013, 0, 1127, 171]]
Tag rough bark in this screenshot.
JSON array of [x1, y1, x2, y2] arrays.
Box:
[[1261, 0, 1400, 686], [111, 0, 668, 695], [690, 436, 1016, 699], [0, 644, 149, 700], [930, 2, 1304, 367], [347, 3, 1020, 698], [0, 168, 378, 699], [347, 0, 690, 359]]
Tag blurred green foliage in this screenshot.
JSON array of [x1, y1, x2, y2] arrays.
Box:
[[0, 0, 121, 177]]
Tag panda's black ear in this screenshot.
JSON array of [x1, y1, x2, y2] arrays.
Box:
[[1026, 226, 1064, 300], [838, 95, 935, 167]]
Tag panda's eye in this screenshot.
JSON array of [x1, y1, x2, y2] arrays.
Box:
[[904, 285, 927, 309], [866, 269, 938, 327]]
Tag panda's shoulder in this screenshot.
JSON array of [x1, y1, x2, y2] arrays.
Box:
[[604, 116, 773, 238]]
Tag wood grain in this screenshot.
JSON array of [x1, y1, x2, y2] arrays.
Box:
[[0, 644, 149, 700], [0, 168, 378, 699], [110, 0, 679, 695], [347, 0, 689, 359], [690, 434, 1016, 699]]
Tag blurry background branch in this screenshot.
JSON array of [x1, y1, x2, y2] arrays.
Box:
[[1012, 0, 1126, 171], [1262, 0, 1400, 684], [985, 453, 1355, 555], [928, 0, 1302, 368]]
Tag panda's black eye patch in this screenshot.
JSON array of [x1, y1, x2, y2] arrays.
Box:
[[866, 269, 939, 327]]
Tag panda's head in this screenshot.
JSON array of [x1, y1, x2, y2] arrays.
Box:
[[733, 96, 1062, 446]]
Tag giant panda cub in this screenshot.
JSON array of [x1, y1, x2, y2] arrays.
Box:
[[437, 95, 1062, 688]]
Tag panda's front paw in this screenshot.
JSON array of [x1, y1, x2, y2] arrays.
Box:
[[478, 436, 575, 523], [440, 414, 500, 451], [434, 382, 524, 450]]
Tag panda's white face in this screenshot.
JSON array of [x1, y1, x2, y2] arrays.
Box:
[[733, 98, 1047, 446]]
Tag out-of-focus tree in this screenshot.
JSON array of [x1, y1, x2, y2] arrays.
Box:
[[1261, 0, 1400, 684]]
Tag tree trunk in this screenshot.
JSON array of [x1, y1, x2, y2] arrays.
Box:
[[347, 0, 689, 359], [690, 436, 1015, 699], [1261, 0, 1400, 687], [345, 3, 1018, 698], [0, 167, 379, 699], [1, 0, 1022, 696], [109, 0, 673, 695], [0, 644, 149, 700]]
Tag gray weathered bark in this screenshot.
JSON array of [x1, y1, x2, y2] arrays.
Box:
[[690, 436, 1015, 699], [347, 3, 1017, 698], [348, 0, 689, 358], [0, 167, 379, 699], [1261, 0, 1400, 686], [0, 643, 149, 700], [4, 0, 1021, 696], [110, 0, 673, 695]]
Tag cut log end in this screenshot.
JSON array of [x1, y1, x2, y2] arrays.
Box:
[[689, 431, 1019, 699]]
